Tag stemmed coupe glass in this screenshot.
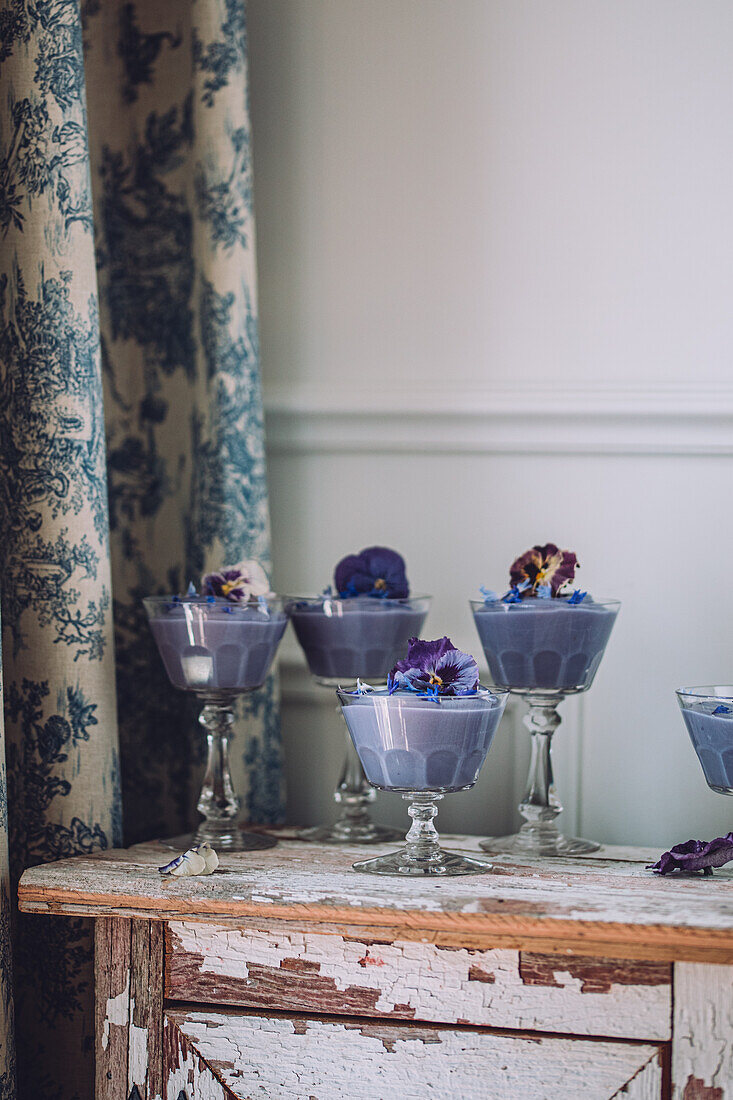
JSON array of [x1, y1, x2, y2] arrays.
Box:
[[471, 596, 620, 856], [337, 686, 508, 875], [287, 593, 431, 843], [144, 594, 288, 851]]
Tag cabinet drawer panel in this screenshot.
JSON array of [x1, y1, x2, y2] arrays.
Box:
[[166, 921, 671, 1039], [163, 1008, 664, 1100]]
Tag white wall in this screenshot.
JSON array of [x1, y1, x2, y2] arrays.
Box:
[[248, 0, 733, 847]]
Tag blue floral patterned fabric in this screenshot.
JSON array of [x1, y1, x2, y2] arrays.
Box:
[[84, 0, 283, 844], [0, 631, 15, 1100], [0, 1, 279, 1095]]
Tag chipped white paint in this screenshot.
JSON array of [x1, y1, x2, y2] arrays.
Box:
[[673, 962, 733, 1099], [127, 992, 149, 1092], [18, 842, 733, 956], [165, 1008, 664, 1100], [101, 971, 129, 1051], [164, 1016, 228, 1100], [168, 921, 671, 1039]]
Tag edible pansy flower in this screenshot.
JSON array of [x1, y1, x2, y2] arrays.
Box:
[[647, 833, 733, 876], [509, 543, 578, 598], [334, 546, 409, 599], [389, 636, 480, 697], [202, 560, 272, 602]]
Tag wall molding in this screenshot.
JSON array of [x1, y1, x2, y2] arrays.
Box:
[[264, 383, 733, 456]]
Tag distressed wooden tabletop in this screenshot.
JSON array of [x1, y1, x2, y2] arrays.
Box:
[[17, 836, 733, 963]]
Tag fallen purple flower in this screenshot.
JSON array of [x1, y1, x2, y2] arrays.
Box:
[[648, 833, 733, 875]]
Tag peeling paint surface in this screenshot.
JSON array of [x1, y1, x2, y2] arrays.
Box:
[[167, 923, 672, 1039], [19, 841, 733, 942], [673, 963, 733, 1100], [102, 972, 130, 1050], [164, 1008, 664, 1099]]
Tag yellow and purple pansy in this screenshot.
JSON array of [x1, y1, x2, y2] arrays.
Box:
[[388, 636, 480, 697], [202, 559, 272, 602], [508, 543, 578, 599]]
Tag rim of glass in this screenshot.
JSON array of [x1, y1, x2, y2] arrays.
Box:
[[285, 592, 432, 603], [142, 593, 285, 607], [676, 685, 733, 700], [336, 684, 508, 704], [468, 596, 621, 609]]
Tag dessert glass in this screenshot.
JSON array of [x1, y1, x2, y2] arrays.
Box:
[[144, 594, 288, 851], [287, 593, 431, 844], [471, 596, 620, 856], [337, 686, 508, 875], [676, 686, 733, 795]]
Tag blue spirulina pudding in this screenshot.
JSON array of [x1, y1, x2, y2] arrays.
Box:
[[288, 547, 430, 685], [146, 598, 288, 692], [341, 687, 505, 791], [676, 687, 733, 795], [471, 597, 619, 691], [338, 637, 508, 877]]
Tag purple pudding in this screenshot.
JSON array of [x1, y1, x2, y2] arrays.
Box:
[[288, 595, 430, 683], [144, 597, 288, 694], [471, 597, 619, 692], [338, 688, 507, 791], [676, 688, 733, 795]]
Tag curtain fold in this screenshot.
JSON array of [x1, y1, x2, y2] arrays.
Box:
[[0, 627, 16, 1100], [84, 0, 282, 843], [0, 0, 279, 1095]]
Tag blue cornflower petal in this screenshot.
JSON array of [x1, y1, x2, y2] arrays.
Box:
[[480, 586, 499, 603], [186, 582, 197, 597], [569, 589, 587, 605], [536, 584, 552, 599], [713, 704, 732, 716]]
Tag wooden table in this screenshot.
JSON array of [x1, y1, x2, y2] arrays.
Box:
[[18, 836, 733, 1100]]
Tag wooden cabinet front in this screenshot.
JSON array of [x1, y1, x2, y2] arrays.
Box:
[[163, 1006, 666, 1100]]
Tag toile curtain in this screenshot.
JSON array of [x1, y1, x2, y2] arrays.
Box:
[[0, 1, 280, 1096]]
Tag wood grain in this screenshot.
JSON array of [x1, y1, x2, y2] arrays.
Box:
[[672, 962, 733, 1099], [94, 917, 164, 1100], [95, 918, 131, 1100], [165, 922, 673, 1039], [18, 841, 733, 964], [163, 1006, 666, 1099]]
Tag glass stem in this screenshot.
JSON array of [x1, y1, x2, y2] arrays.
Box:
[[518, 697, 563, 830], [196, 700, 241, 845], [403, 792, 444, 865], [334, 724, 377, 828]]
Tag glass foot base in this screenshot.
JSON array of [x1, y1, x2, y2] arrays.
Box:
[[298, 821, 402, 845], [480, 827, 600, 858], [353, 847, 493, 876], [161, 828, 278, 852]]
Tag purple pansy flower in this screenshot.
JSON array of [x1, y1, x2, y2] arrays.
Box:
[[509, 543, 579, 598], [334, 546, 409, 599], [648, 833, 733, 875], [202, 560, 272, 602], [389, 636, 480, 697]]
